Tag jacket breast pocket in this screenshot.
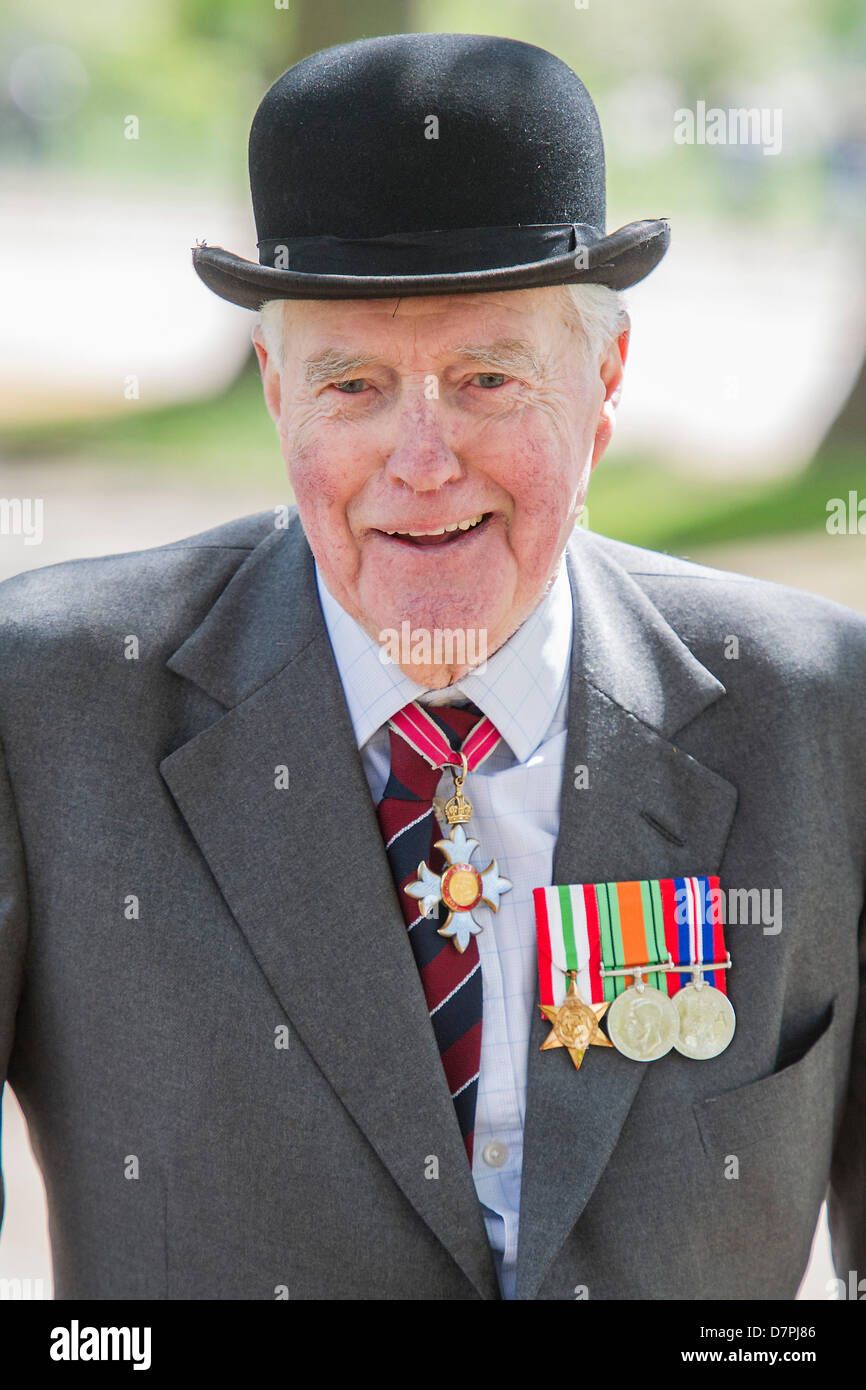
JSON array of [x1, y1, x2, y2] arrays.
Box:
[[692, 998, 838, 1158]]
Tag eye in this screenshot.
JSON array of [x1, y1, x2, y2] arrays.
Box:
[[472, 373, 508, 389], [333, 379, 368, 394]]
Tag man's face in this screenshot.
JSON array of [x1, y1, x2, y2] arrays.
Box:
[[253, 288, 627, 687]]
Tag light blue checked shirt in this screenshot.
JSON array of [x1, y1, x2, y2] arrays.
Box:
[[314, 559, 573, 1299]]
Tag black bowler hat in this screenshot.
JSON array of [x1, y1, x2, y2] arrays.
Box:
[[193, 32, 669, 308]]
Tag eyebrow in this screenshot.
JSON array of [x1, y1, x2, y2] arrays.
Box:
[[302, 349, 383, 387], [301, 337, 546, 386], [451, 338, 546, 379]]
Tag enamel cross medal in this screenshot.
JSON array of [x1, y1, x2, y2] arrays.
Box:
[[404, 750, 512, 953]]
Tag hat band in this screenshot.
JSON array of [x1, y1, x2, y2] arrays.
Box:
[[257, 223, 602, 276]]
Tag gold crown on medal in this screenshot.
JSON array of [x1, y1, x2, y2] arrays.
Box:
[[443, 789, 473, 824]]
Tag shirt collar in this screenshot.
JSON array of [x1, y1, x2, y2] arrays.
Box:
[[314, 555, 573, 763]]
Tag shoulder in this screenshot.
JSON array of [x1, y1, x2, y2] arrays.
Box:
[[0, 508, 287, 682], [0, 508, 281, 617], [578, 527, 866, 689]]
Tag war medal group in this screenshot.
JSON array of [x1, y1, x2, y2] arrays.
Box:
[[534, 876, 736, 1069]]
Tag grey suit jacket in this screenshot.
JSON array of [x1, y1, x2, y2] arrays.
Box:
[[1, 507, 864, 1300]]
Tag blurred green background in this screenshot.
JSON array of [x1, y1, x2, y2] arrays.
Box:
[[1, 0, 864, 570]]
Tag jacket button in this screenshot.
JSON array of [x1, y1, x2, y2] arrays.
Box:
[[482, 1141, 508, 1168]]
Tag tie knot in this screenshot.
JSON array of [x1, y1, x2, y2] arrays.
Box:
[[382, 698, 489, 803], [425, 700, 484, 755]]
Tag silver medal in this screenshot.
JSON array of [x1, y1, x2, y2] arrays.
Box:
[[672, 961, 736, 1060], [601, 957, 679, 1063]]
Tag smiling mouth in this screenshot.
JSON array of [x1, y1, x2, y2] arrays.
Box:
[[375, 512, 494, 547]]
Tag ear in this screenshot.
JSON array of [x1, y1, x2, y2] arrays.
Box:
[[251, 325, 284, 432], [590, 319, 630, 471]]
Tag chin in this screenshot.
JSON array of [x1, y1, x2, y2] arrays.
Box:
[[375, 591, 504, 638]]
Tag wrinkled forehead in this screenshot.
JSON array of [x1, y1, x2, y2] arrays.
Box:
[[271, 285, 570, 372]]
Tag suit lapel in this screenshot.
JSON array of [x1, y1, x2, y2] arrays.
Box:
[[514, 530, 739, 1298], [159, 512, 499, 1299]]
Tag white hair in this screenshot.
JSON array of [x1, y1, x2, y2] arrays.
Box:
[[559, 282, 629, 361], [254, 281, 627, 372], [254, 298, 289, 370]]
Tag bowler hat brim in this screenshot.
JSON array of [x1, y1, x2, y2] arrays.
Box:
[[192, 218, 669, 310]]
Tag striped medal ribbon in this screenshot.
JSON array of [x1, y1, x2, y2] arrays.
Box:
[[533, 875, 734, 1065], [389, 701, 501, 774]]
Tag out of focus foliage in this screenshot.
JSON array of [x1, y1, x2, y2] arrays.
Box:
[[2, 0, 863, 227]]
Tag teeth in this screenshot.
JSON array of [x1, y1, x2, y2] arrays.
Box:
[[384, 513, 486, 537]]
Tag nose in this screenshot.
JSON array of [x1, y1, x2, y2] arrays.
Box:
[[383, 396, 462, 492]]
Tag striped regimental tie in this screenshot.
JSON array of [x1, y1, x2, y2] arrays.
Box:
[[375, 699, 503, 1164]]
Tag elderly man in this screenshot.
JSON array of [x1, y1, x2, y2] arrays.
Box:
[[0, 33, 864, 1303]]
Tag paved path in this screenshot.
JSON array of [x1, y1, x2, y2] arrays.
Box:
[[2, 463, 864, 612]]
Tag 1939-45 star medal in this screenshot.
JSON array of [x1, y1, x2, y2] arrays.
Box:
[[404, 751, 512, 953], [540, 971, 613, 1070]]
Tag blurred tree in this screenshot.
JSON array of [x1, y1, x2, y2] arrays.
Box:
[[173, 0, 415, 82], [815, 354, 866, 457], [293, 1, 416, 71]]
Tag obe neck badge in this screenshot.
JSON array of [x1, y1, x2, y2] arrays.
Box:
[[405, 751, 512, 953]]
